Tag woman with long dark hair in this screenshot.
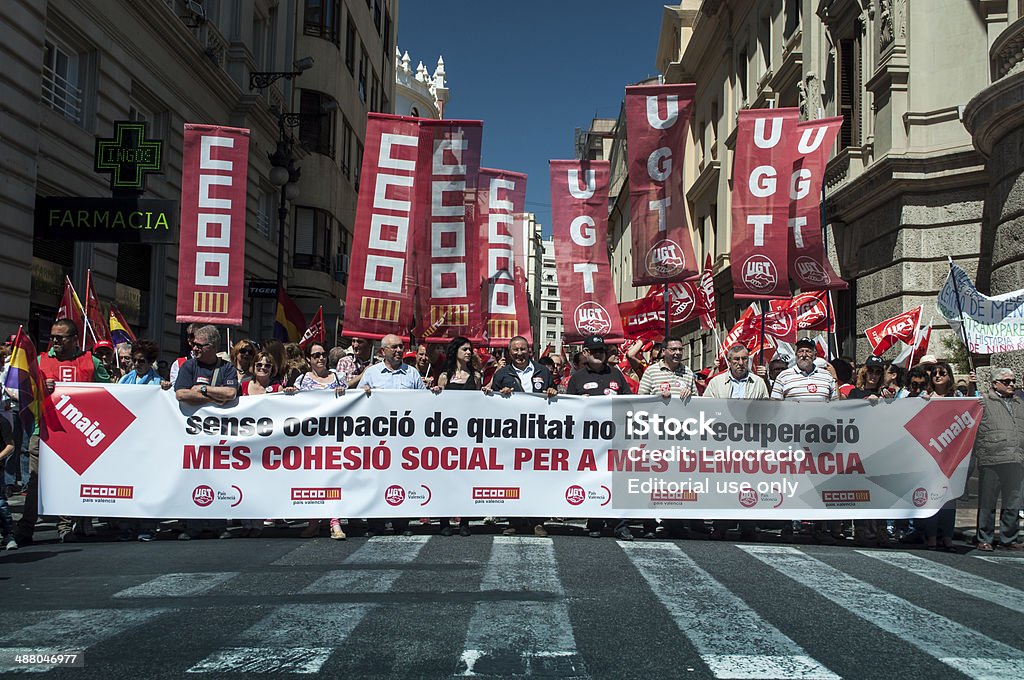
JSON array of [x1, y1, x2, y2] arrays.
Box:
[[920, 360, 962, 550], [434, 336, 481, 535]]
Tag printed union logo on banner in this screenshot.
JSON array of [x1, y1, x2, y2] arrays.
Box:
[[741, 255, 778, 294], [46, 387, 137, 475], [574, 302, 613, 336], [645, 239, 686, 278], [565, 485, 586, 506], [472, 486, 521, 501], [80, 484, 133, 499], [738, 489, 759, 508], [821, 490, 871, 505], [193, 485, 215, 507], [902, 400, 982, 478], [291, 487, 342, 501], [795, 256, 832, 286]]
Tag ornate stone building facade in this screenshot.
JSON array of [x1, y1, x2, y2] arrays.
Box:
[[0, 0, 397, 352], [600, 0, 1008, 367]]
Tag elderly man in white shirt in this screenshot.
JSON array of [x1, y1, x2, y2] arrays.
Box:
[[703, 344, 770, 399]]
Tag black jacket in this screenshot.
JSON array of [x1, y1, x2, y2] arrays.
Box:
[[490, 361, 556, 393]]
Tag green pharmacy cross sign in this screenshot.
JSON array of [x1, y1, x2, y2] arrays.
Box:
[[94, 121, 163, 192]]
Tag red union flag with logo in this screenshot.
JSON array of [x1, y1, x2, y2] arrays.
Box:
[[412, 119, 484, 343], [789, 117, 847, 290], [343, 114, 423, 338], [478, 168, 532, 347], [794, 290, 835, 331], [625, 83, 699, 285], [764, 298, 798, 343], [550, 160, 624, 344], [176, 124, 249, 325], [731, 108, 799, 299], [866, 306, 923, 356], [697, 253, 717, 330]]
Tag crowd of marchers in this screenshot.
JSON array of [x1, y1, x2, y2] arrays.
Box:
[[0, 318, 1021, 554]]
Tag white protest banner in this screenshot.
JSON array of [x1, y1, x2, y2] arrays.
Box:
[[937, 261, 1024, 354], [40, 385, 979, 520]]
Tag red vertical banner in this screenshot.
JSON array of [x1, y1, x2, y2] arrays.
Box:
[[730, 108, 799, 299], [478, 168, 532, 348], [176, 124, 249, 325], [789, 117, 846, 290], [550, 160, 624, 344], [625, 83, 699, 285], [697, 253, 717, 330], [343, 114, 422, 338], [412, 119, 484, 343], [82, 270, 111, 350]]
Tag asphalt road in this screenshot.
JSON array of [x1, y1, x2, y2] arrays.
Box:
[[1, 516, 1023, 680]]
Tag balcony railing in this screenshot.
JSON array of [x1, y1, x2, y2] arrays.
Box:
[[41, 63, 82, 124]]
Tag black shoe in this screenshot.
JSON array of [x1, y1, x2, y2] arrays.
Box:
[[13, 533, 32, 546], [440, 526, 454, 537], [615, 527, 634, 541], [459, 526, 471, 537]]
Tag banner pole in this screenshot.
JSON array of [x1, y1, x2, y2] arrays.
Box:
[[663, 286, 670, 342], [759, 305, 767, 365], [947, 258, 976, 371], [820, 185, 835, 361]]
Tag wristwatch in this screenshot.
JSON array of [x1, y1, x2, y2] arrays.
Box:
[[200, 385, 208, 396]]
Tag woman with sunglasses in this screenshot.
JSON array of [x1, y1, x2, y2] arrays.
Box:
[[231, 340, 258, 382], [240, 352, 297, 396], [920, 360, 963, 550], [295, 343, 348, 540]]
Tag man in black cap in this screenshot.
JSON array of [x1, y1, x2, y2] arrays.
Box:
[[566, 335, 634, 540]]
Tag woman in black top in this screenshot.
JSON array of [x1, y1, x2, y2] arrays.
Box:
[[435, 336, 480, 535]]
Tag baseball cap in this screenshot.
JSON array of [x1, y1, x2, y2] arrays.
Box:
[[403, 351, 416, 360], [864, 356, 885, 369], [582, 335, 607, 351], [93, 340, 114, 351], [795, 338, 816, 351], [918, 354, 938, 365]]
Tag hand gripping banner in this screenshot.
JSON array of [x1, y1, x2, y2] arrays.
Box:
[[412, 119, 485, 343], [343, 114, 423, 338], [730, 108, 799, 299], [550, 160, 624, 344], [478, 168, 532, 347], [789, 117, 847, 290], [625, 83, 699, 285], [40, 385, 980, 520], [176, 124, 250, 325]]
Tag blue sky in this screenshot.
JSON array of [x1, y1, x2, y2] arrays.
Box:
[[396, 1, 668, 236]]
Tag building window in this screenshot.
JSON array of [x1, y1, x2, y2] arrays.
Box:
[[298, 89, 336, 158], [354, 140, 364, 191], [255, 190, 273, 240], [838, 38, 862, 149], [546, 301, 557, 312], [345, 14, 356, 73], [294, 207, 333, 273], [370, 71, 380, 111], [304, 0, 341, 44], [358, 48, 368, 103], [341, 117, 354, 179], [42, 38, 84, 124], [737, 47, 749, 105], [373, 0, 382, 33], [384, 10, 392, 55]]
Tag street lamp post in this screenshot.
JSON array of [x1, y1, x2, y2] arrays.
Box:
[[268, 121, 300, 293]]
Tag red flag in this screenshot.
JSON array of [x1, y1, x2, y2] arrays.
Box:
[[866, 306, 923, 356], [793, 290, 835, 331], [3, 327, 52, 437], [715, 305, 759, 368], [550, 160, 624, 344], [176, 124, 249, 325], [814, 334, 831, 359], [479, 168, 533, 348], [893, 320, 932, 368], [698, 253, 717, 330], [343, 114, 423, 339], [82, 269, 111, 351], [56, 275, 85, 333], [731, 108, 800, 299], [273, 288, 306, 342], [625, 83, 698, 285], [620, 286, 666, 340], [540, 344, 553, 358], [298, 306, 325, 349], [763, 299, 798, 343], [789, 117, 847, 290], [412, 119, 485, 343]]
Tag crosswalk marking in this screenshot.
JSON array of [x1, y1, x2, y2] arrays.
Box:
[[974, 555, 1024, 568], [113, 572, 240, 598], [857, 550, 1024, 614], [621, 542, 838, 679], [0, 609, 166, 674], [456, 536, 586, 678], [302, 535, 430, 593], [739, 545, 1024, 680], [191, 537, 432, 674]]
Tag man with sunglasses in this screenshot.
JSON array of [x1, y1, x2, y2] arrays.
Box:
[[974, 367, 1024, 552], [16, 318, 111, 546]]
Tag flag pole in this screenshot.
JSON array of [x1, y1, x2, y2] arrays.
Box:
[[759, 303, 767, 365], [820, 184, 835, 361], [663, 285, 670, 343], [946, 258, 976, 371]]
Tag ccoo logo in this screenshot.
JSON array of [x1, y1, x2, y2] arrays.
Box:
[[741, 255, 777, 293], [645, 239, 686, 277], [574, 302, 612, 335]]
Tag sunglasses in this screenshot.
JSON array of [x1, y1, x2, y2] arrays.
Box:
[[254, 362, 273, 370], [191, 341, 212, 349], [995, 378, 1016, 385], [933, 370, 949, 377], [132, 356, 150, 364], [50, 334, 75, 341], [310, 352, 326, 359], [910, 381, 928, 388], [239, 348, 254, 355]]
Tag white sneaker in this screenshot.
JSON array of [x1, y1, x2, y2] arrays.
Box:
[[5, 537, 18, 551]]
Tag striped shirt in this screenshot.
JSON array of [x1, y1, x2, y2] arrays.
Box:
[[637, 361, 696, 397], [771, 366, 836, 401]]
